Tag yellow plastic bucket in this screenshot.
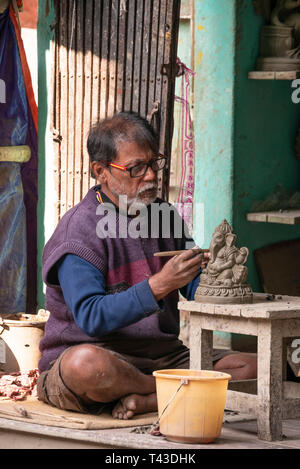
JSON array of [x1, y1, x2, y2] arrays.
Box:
[[153, 369, 231, 444]]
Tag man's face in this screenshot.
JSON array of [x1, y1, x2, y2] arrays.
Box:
[[102, 141, 158, 209]]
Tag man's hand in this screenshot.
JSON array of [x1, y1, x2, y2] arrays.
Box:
[[201, 252, 210, 269], [149, 250, 203, 301]]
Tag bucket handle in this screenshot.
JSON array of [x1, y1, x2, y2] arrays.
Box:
[[151, 378, 188, 430], [0, 318, 9, 336]]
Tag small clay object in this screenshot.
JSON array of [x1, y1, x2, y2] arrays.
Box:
[[266, 294, 275, 301], [194, 220, 253, 304], [254, 0, 300, 71]]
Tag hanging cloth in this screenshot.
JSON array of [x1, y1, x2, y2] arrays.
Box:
[[173, 57, 195, 234], [0, 5, 38, 313]]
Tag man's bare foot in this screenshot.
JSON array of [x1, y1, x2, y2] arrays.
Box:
[[112, 392, 157, 420], [214, 353, 257, 380]]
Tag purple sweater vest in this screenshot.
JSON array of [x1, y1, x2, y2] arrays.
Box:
[[39, 186, 190, 371]]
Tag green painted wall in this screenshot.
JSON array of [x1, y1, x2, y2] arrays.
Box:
[[234, 0, 300, 291], [194, 0, 300, 293], [193, 0, 236, 347], [193, 0, 236, 249], [37, 0, 56, 307]]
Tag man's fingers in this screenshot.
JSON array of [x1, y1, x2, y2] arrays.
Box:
[[188, 263, 203, 276], [180, 252, 204, 268], [175, 249, 200, 261], [161, 250, 203, 282], [179, 258, 203, 279]]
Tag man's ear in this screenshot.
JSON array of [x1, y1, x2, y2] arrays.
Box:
[[91, 161, 108, 183]]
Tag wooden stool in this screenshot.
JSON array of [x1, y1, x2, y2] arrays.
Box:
[[178, 293, 300, 441]]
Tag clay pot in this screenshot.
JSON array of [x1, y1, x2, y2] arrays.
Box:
[[259, 25, 294, 58]]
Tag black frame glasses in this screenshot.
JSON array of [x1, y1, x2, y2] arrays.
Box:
[[108, 155, 167, 178]]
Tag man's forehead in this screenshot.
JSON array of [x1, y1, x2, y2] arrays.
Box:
[[115, 141, 153, 165]]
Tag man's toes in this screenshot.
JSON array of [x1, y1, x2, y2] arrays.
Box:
[[125, 409, 134, 419], [112, 403, 123, 419], [112, 395, 138, 420], [123, 396, 137, 412]]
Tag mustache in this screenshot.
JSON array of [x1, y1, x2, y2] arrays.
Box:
[[137, 182, 158, 196]]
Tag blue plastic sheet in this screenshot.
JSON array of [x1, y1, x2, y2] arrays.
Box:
[[0, 162, 26, 312], [0, 7, 28, 313], [0, 7, 28, 146]]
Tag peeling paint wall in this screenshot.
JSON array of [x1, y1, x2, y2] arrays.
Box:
[[193, 0, 236, 249]]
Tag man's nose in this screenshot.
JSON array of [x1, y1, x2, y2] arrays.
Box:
[[143, 165, 157, 181]]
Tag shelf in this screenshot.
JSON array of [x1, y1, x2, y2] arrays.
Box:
[[247, 210, 300, 225], [248, 71, 300, 80]]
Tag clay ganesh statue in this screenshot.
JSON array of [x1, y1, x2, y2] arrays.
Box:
[[195, 220, 253, 304]]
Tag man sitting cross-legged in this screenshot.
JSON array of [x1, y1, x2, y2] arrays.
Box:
[[37, 112, 257, 419]]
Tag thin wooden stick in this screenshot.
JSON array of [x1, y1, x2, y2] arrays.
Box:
[[154, 249, 209, 257]]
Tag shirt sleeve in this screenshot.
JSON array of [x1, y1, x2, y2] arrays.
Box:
[[57, 253, 161, 337], [179, 270, 201, 301]]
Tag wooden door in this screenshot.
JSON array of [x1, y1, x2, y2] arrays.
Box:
[[51, 0, 181, 222]]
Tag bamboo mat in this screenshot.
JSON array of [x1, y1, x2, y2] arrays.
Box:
[[0, 397, 157, 430]]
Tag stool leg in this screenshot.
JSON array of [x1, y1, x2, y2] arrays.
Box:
[[257, 321, 283, 441], [189, 315, 213, 370]]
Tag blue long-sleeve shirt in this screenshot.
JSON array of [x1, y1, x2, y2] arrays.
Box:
[[57, 253, 201, 338]]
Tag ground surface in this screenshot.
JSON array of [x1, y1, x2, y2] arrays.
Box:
[[0, 412, 300, 449]]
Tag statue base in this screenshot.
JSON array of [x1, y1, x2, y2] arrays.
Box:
[[194, 283, 253, 305], [256, 25, 300, 72], [256, 57, 300, 72], [259, 25, 294, 57]]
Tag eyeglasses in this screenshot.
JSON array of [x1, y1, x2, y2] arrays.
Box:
[[108, 155, 167, 178]]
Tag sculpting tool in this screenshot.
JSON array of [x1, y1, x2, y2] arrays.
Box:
[[154, 249, 209, 257]]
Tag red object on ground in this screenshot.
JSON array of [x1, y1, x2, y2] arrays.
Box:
[[0, 369, 39, 401]]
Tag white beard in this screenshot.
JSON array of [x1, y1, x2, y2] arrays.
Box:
[[127, 183, 158, 215]]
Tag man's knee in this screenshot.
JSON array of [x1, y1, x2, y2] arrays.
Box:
[[60, 344, 110, 388]]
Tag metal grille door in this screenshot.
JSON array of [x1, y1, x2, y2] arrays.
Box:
[[51, 0, 181, 222]]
